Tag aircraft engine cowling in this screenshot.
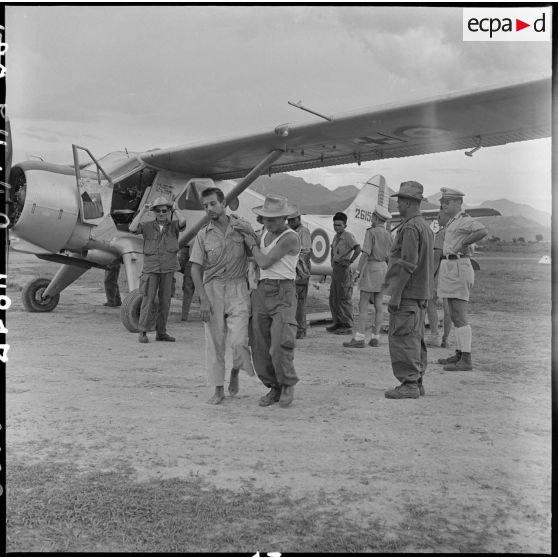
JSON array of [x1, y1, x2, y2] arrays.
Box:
[[8, 164, 81, 253]]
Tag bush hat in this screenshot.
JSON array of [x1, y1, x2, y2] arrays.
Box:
[[149, 196, 173, 210], [390, 181, 426, 201], [252, 194, 297, 218]]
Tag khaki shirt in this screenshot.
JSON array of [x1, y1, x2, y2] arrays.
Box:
[[135, 220, 184, 273], [362, 226, 392, 262], [331, 230, 358, 266], [190, 216, 249, 284], [384, 214, 434, 300], [443, 211, 486, 256]]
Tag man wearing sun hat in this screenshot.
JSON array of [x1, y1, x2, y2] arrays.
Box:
[[382, 181, 434, 399], [344, 205, 392, 349], [436, 187, 487, 372], [234, 194, 301, 408], [129, 196, 187, 344]]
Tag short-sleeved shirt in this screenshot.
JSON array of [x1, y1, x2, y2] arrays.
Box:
[[362, 226, 392, 262], [135, 220, 184, 273], [190, 216, 249, 284], [293, 224, 312, 282], [331, 230, 358, 266], [443, 211, 486, 256], [383, 214, 434, 300]]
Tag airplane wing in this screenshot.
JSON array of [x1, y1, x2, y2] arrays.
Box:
[[141, 77, 550, 179]]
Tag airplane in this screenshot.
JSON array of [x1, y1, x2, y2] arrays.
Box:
[[5, 76, 550, 331]]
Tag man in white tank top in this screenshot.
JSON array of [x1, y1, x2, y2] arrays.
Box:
[[233, 194, 301, 408]]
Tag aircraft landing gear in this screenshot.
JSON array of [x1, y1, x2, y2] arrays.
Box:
[[21, 277, 60, 312], [120, 289, 158, 333]]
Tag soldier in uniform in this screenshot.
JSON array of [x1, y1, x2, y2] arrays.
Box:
[[287, 209, 312, 339], [343, 205, 392, 348], [326, 212, 361, 335], [436, 188, 487, 371], [129, 197, 187, 343], [383, 181, 434, 399], [177, 245, 195, 321], [103, 258, 122, 307]]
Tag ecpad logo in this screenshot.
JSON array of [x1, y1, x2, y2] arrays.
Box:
[[463, 8, 551, 41]]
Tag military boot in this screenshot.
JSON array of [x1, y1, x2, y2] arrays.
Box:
[[385, 382, 420, 399], [437, 350, 461, 365], [443, 352, 473, 371]]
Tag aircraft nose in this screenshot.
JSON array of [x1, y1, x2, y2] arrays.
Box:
[[6, 167, 26, 228]]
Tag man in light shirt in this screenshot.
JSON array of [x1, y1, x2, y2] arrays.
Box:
[[436, 188, 488, 371]]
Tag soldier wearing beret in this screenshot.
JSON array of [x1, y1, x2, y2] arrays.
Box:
[[382, 181, 434, 399], [436, 188, 487, 371]]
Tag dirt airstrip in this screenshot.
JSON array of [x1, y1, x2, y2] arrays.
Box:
[[5, 250, 552, 553]]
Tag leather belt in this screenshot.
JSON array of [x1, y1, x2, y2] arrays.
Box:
[[258, 278, 294, 284], [442, 254, 470, 260]]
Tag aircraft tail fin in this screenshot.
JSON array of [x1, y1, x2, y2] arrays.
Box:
[[343, 175, 390, 244]]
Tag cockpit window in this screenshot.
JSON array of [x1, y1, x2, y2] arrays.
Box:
[[82, 151, 143, 180], [176, 179, 216, 210]]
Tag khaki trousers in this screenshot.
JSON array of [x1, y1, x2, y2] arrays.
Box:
[[388, 298, 427, 383], [204, 278, 254, 387], [138, 272, 174, 334], [251, 280, 299, 388]]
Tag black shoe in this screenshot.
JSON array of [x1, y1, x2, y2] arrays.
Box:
[[296, 331, 306, 339], [334, 327, 352, 335], [438, 350, 461, 365], [325, 324, 339, 332], [156, 333, 176, 342], [259, 387, 281, 407], [139, 332, 149, 344]]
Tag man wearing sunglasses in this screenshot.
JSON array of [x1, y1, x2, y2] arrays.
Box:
[[129, 196, 187, 343]]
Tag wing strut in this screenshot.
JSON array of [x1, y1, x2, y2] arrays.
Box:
[[224, 149, 283, 206], [179, 149, 283, 247]]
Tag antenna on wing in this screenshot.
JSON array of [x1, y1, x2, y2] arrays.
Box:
[[288, 100, 333, 122], [465, 135, 482, 157]]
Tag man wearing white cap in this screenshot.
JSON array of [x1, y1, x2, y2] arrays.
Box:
[[235, 194, 301, 408], [129, 196, 187, 343], [436, 187, 487, 371], [383, 181, 434, 399], [344, 205, 392, 349]]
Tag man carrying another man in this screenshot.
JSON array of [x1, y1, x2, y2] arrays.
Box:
[[383, 181, 433, 399], [190, 187, 255, 405], [235, 194, 300, 408], [436, 187, 487, 371], [129, 196, 186, 343]]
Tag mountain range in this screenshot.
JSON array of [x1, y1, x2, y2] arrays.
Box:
[[250, 173, 551, 242]]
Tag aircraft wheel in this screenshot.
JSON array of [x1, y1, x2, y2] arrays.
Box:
[[121, 289, 158, 333], [21, 277, 60, 312]]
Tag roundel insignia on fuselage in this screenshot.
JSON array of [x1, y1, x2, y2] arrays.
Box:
[[310, 228, 330, 264]]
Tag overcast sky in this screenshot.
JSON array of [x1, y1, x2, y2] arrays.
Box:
[[6, 5, 552, 211]]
